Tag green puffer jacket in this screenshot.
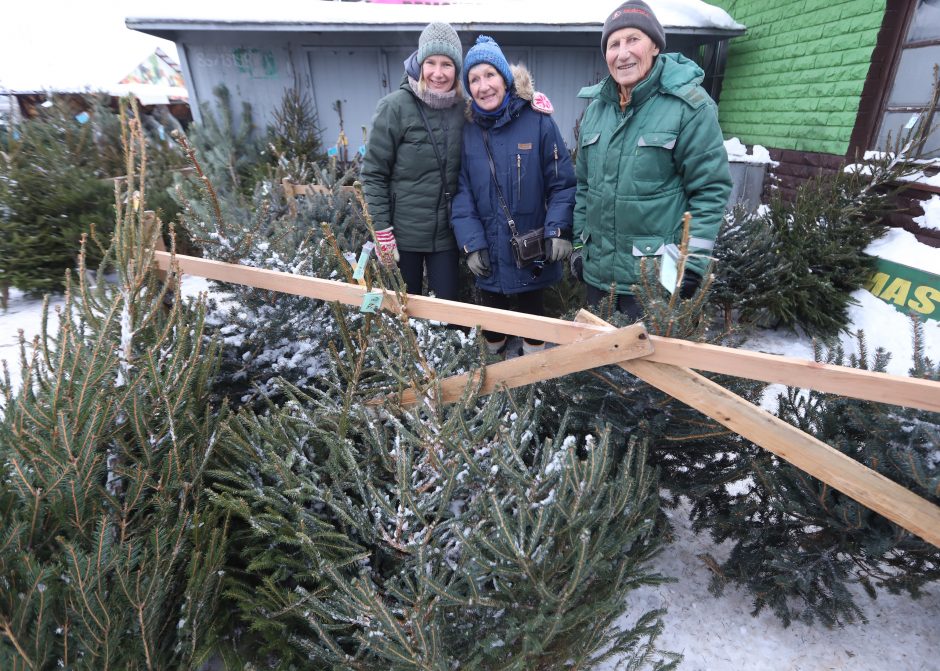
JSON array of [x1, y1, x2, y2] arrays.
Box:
[[574, 53, 732, 294], [361, 74, 464, 252]]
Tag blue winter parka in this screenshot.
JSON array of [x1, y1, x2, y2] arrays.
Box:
[[452, 66, 576, 295]]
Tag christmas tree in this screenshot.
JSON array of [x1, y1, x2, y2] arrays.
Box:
[[711, 78, 938, 337], [547, 239, 939, 628], [0, 107, 231, 669], [205, 294, 679, 669], [0, 96, 115, 297], [698, 321, 939, 627]]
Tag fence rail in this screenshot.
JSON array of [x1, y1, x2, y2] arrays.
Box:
[[153, 250, 940, 547]]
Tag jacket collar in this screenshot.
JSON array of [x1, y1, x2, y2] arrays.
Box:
[[578, 55, 664, 109], [577, 53, 704, 108], [467, 63, 537, 128], [471, 93, 528, 129]]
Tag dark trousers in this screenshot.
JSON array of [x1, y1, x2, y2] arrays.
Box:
[[397, 249, 459, 301], [585, 285, 643, 321], [479, 288, 545, 346]]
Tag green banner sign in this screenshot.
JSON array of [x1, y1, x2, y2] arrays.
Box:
[[865, 257, 939, 321]]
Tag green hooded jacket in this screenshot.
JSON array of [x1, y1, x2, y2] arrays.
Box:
[[361, 74, 464, 252], [574, 53, 732, 294]]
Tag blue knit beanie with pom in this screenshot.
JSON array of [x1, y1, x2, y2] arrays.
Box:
[[463, 35, 514, 92]]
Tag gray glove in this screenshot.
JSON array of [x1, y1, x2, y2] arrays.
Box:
[[544, 237, 572, 263], [467, 249, 491, 278], [569, 248, 583, 281]]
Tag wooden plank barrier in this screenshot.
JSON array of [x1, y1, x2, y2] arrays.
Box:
[[574, 311, 940, 549], [281, 179, 356, 200], [281, 180, 358, 216], [383, 322, 654, 408], [152, 250, 940, 546], [155, 251, 940, 413]]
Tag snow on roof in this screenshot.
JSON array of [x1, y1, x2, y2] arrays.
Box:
[[0, 0, 181, 97], [126, 0, 744, 33]]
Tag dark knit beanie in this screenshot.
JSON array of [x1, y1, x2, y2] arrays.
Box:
[[417, 22, 463, 74], [601, 1, 666, 53], [463, 35, 514, 92]]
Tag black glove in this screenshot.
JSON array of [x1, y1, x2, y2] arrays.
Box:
[[679, 271, 702, 299], [544, 237, 573, 263], [467, 249, 491, 278], [569, 248, 583, 282]]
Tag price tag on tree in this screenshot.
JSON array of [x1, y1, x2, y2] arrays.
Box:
[[360, 291, 384, 313]]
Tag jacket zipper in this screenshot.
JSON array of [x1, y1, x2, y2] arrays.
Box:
[[553, 143, 558, 178], [516, 153, 521, 203]]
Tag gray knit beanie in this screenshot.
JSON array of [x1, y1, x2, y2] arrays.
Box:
[[417, 22, 463, 74], [601, 1, 666, 53]]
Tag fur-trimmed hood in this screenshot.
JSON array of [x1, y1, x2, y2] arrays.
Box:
[[510, 63, 535, 101]]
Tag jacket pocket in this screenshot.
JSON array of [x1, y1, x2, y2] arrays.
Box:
[[631, 235, 666, 257], [580, 230, 593, 263], [508, 146, 537, 215], [579, 132, 601, 181], [634, 132, 677, 183]]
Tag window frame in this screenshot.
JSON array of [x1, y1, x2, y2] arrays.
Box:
[[849, 0, 940, 159]]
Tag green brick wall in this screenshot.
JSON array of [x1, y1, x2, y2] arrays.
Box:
[[711, 0, 886, 155]]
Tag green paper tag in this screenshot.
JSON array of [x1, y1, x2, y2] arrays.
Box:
[[360, 291, 384, 313], [352, 242, 374, 281]]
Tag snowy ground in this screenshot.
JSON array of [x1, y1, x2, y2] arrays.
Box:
[[603, 498, 939, 671], [1, 247, 937, 669]]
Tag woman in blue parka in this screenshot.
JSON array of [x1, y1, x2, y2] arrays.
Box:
[[452, 36, 576, 357]]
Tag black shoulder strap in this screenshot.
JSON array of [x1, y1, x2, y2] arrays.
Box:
[[481, 130, 519, 237], [415, 103, 449, 194]]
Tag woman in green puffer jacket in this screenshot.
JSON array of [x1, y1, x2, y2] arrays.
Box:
[[361, 22, 465, 300], [570, 1, 732, 319]]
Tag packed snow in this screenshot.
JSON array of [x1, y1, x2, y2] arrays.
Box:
[[124, 0, 744, 32], [916, 195, 940, 231], [724, 137, 775, 166]]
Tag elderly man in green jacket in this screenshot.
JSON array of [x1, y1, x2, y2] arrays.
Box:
[[571, 0, 732, 319]]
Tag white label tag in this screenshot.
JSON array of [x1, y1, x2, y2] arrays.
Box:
[[360, 291, 384, 313], [904, 113, 920, 130], [659, 244, 680, 294]]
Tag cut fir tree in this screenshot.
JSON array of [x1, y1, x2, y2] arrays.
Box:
[[206, 299, 680, 670], [0, 106, 232, 670]]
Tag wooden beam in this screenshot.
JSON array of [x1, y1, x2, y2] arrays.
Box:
[[575, 310, 940, 548], [385, 323, 653, 408], [153, 251, 940, 413], [153, 252, 611, 344], [281, 179, 356, 198], [646, 335, 940, 413]]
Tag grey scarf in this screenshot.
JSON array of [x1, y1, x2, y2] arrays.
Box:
[[408, 76, 461, 110]]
